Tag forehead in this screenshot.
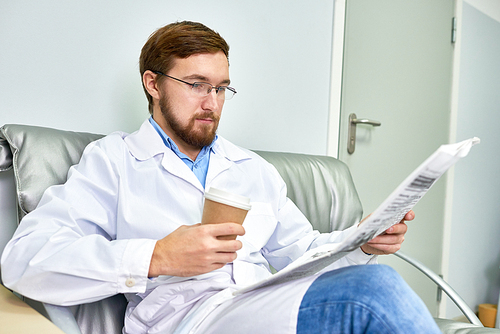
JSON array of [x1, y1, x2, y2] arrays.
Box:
[[169, 52, 229, 83]]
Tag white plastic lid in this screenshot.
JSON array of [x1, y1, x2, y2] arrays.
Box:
[[204, 187, 252, 211]]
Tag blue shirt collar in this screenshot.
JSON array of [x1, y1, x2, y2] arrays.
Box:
[[148, 116, 217, 163]]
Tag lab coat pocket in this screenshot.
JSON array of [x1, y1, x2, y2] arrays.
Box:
[[241, 202, 277, 249], [126, 280, 217, 333]]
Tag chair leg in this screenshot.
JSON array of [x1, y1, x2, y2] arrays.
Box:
[[393, 251, 483, 327]]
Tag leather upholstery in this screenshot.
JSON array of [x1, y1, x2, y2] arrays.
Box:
[[435, 319, 500, 334], [0, 124, 104, 220], [253, 150, 363, 233]]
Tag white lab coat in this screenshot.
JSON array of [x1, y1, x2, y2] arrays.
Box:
[[1, 119, 375, 333]]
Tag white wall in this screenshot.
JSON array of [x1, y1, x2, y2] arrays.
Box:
[[0, 0, 334, 155], [444, 0, 500, 318], [464, 0, 500, 22]]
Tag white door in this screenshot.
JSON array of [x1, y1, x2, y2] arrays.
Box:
[[337, 0, 455, 315]]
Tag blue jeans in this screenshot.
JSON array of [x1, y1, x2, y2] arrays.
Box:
[[297, 265, 441, 333]]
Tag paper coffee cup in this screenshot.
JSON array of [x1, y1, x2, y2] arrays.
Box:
[[202, 187, 251, 240]]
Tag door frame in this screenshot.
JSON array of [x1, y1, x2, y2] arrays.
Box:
[[326, 0, 347, 159], [440, 0, 462, 318]]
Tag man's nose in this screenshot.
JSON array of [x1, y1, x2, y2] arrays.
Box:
[[202, 89, 222, 110]]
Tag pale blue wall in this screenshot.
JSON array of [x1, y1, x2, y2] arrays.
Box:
[[0, 0, 335, 268], [447, 2, 500, 318], [0, 0, 334, 155]]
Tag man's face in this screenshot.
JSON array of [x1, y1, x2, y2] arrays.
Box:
[[154, 51, 229, 155]]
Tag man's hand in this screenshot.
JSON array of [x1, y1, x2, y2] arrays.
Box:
[[360, 210, 415, 256], [148, 223, 245, 277]]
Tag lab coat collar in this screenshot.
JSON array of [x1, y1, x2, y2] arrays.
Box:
[[124, 119, 252, 163], [124, 120, 203, 190], [124, 119, 166, 161], [205, 136, 253, 188], [123, 119, 253, 190], [212, 136, 252, 163]]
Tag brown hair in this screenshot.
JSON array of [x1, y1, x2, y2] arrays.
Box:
[[139, 21, 230, 114]]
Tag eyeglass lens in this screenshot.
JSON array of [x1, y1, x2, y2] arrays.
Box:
[[192, 83, 234, 100]]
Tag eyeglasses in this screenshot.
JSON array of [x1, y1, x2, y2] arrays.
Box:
[[153, 71, 237, 100]]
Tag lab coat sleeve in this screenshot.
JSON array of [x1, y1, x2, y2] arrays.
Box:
[[261, 171, 376, 271], [0, 138, 157, 306]]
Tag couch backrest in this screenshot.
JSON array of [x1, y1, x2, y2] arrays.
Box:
[[0, 124, 104, 220], [254, 151, 362, 233]]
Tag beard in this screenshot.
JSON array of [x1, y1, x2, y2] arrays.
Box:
[[159, 93, 220, 149]]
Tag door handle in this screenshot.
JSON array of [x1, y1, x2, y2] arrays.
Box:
[[347, 113, 381, 154]]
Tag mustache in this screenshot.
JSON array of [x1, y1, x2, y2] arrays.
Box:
[[194, 112, 220, 122]]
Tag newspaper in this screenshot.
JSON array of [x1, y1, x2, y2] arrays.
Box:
[[234, 137, 480, 296]]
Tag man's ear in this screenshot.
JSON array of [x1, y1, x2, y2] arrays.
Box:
[[143, 70, 161, 100]]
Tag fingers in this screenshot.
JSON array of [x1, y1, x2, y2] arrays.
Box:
[[210, 250, 239, 264], [384, 222, 408, 235], [362, 242, 402, 255], [204, 222, 246, 239], [362, 222, 408, 255], [360, 210, 414, 227], [367, 233, 404, 247], [371, 223, 406, 243], [149, 223, 245, 278], [360, 211, 415, 256], [404, 210, 415, 221], [189, 225, 244, 254]]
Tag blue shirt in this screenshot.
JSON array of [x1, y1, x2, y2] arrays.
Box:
[[149, 117, 215, 188]]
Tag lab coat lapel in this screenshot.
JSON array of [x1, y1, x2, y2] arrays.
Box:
[[160, 151, 204, 192], [206, 153, 232, 187], [205, 137, 252, 187]]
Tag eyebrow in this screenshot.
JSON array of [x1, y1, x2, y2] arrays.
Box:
[[184, 74, 231, 86]]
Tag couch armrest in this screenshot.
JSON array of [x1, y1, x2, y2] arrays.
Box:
[[44, 304, 82, 334]]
